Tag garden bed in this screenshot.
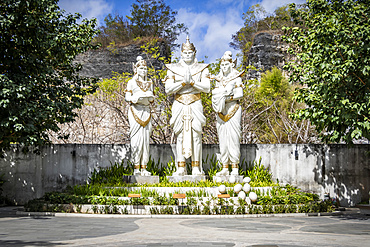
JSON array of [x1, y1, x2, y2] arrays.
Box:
[[23, 158, 336, 215]]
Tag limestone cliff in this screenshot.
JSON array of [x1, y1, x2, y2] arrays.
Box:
[[75, 41, 170, 79], [246, 31, 291, 81]]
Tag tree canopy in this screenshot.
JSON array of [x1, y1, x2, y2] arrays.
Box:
[[95, 0, 187, 49], [284, 0, 370, 143], [230, 3, 296, 64], [0, 0, 99, 152], [129, 0, 187, 46]]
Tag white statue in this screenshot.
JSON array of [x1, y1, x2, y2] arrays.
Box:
[[212, 51, 244, 177], [125, 56, 154, 176], [164, 36, 210, 176]]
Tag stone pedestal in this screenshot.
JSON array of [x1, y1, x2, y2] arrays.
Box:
[[213, 175, 244, 183], [167, 175, 207, 183], [123, 175, 159, 184]]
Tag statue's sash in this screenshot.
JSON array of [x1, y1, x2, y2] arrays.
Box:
[[218, 104, 240, 122]]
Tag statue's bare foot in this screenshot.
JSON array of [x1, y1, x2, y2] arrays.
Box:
[[141, 169, 151, 176], [133, 169, 141, 176], [230, 168, 239, 176], [216, 168, 229, 177], [173, 167, 185, 176], [192, 167, 203, 176]]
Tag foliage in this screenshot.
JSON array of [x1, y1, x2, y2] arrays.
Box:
[[250, 67, 317, 143], [0, 0, 99, 152], [94, 0, 187, 49], [247, 158, 275, 187], [86, 155, 278, 188], [89, 160, 134, 184], [230, 4, 297, 65], [283, 0, 370, 144], [128, 0, 187, 47], [257, 67, 290, 101], [24, 182, 334, 215], [94, 14, 133, 48], [203, 154, 221, 181], [257, 185, 320, 205]]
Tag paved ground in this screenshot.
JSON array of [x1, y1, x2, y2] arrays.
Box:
[[0, 207, 369, 246]]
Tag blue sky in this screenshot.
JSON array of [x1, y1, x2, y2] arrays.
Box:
[[58, 0, 305, 63]]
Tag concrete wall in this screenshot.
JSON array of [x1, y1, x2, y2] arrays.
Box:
[[1, 144, 369, 206]]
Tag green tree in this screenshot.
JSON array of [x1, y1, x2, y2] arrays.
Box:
[[251, 67, 317, 144], [230, 4, 295, 66], [95, 13, 134, 48], [230, 4, 267, 54], [0, 0, 99, 152], [257, 67, 289, 101], [128, 0, 187, 47], [284, 0, 370, 143]]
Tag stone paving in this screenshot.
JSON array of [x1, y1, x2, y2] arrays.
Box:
[[0, 207, 369, 246]]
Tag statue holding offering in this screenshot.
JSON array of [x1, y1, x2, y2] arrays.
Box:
[[212, 51, 244, 177], [164, 37, 210, 176], [125, 56, 154, 176]]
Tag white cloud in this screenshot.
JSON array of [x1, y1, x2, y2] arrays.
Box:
[[58, 0, 113, 25], [175, 7, 244, 64]]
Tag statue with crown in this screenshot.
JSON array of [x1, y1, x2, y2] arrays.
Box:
[[125, 56, 154, 176], [212, 51, 244, 181], [164, 36, 210, 176]]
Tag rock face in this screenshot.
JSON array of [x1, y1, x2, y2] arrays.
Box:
[[75, 41, 170, 79], [246, 31, 291, 81]]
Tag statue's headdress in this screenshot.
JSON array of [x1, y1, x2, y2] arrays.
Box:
[[181, 36, 196, 53], [132, 56, 147, 74], [220, 51, 236, 67]]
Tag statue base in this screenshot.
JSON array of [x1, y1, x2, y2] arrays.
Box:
[[123, 175, 159, 184], [167, 175, 207, 183], [213, 175, 244, 183]]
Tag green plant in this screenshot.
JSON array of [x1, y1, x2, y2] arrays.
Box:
[[121, 207, 129, 214], [160, 206, 174, 214], [248, 158, 276, 187], [203, 154, 221, 180], [186, 197, 196, 207], [146, 156, 162, 176], [235, 206, 245, 214], [152, 195, 176, 206], [192, 206, 202, 215], [273, 204, 285, 214], [202, 205, 212, 215], [163, 157, 176, 176], [89, 160, 134, 185], [92, 205, 98, 214], [76, 204, 82, 213]]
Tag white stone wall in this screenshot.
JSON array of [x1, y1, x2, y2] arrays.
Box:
[[1, 144, 369, 206]]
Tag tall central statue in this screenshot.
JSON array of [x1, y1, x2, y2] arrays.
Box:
[[165, 37, 210, 176]]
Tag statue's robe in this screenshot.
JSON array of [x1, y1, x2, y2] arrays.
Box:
[[212, 69, 244, 165], [165, 59, 210, 167], [125, 76, 154, 168]]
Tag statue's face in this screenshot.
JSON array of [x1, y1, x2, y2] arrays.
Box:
[[220, 61, 232, 74], [137, 65, 147, 78], [181, 49, 195, 64]]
